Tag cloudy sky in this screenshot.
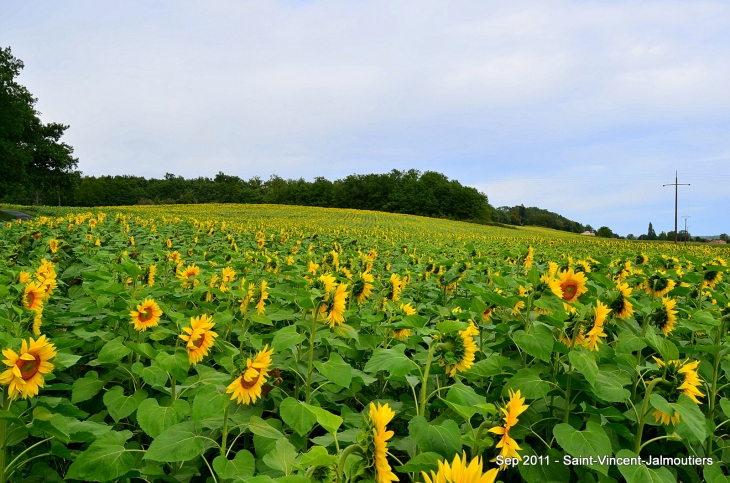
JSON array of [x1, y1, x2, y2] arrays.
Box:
[[2, 1, 730, 236]]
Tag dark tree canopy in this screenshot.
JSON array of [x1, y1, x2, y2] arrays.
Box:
[[0, 47, 78, 205]]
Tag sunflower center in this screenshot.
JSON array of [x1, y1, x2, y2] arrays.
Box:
[[562, 282, 577, 299], [194, 333, 207, 348], [139, 307, 155, 322], [240, 370, 261, 389], [16, 355, 41, 380]]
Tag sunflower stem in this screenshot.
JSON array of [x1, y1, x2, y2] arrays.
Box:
[[305, 308, 318, 404], [633, 377, 665, 454], [706, 318, 726, 457], [0, 391, 10, 483], [170, 377, 176, 402], [418, 342, 437, 418], [220, 404, 230, 457], [336, 444, 362, 483]]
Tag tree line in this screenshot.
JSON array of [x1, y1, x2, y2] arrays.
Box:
[[46, 170, 491, 223]]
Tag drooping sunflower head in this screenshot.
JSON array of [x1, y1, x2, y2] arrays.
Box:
[[573, 259, 592, 274], [702, 270, 723, 289], [0, 335, 57, 400], [146, 264, 157, 287], [129, 298, 163, 331], [635, 253, 648, 265], [314, 274, 337, 293], [179, 314, 218, 365], [385, 273, 402, 302], [557, 268, 588, 303], [651, 297, 678, 337], [352, 272, 374, 305], [320, 283, 349, 328], [358, 402, 398, 483], [584, 301, 611, 351], [49, 238, 59, 253], [644, 273, 675, 298], [256, 280, 269, 315], [438, 322, 479, 377], [608, 282, 635, 320], [226, 345, 274, 405], [651, 357, 705, 408], [422, 452, 498, 483]]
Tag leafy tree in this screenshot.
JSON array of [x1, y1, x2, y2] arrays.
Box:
[[596, 226, 613, 238], [0, 46, 78, 204], [627, 234, 635, 240], [720, 233, 729, 242], [658, 231, 668, 241], [647, 222, 657, 240]]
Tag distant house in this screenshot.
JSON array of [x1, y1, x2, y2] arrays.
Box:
[[710, 239, 727, 244], [581, 231, 595, 236]]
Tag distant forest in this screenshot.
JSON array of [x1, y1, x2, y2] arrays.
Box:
[[492, 205, 586, 233], [46, 170, 495, 224]]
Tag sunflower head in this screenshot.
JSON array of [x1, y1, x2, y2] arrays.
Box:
[[179, 314, 218, 365], [644, 273, 675, 298], [651, 357, 705, 405], [357, 402, 398, 483], [608, 284, 635, 320], [130, 298, 163, 331], [651, 297, 678, 337], [226, 345, 274, 405], [437, 322, 479, 376], [352, 272, 374, 305], [422, 453, 498, 483], [557, 268, 588, 303], [23, 282, 46, 311], [0, 335, 57, 400]]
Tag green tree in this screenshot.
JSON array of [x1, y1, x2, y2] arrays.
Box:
[[647, 222, 657, 240], [0, 46, 78, 204], [596, 226, 614, 238]]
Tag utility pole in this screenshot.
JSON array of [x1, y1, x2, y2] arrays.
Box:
[[663, 171, 690, 244], [681, 215, 690, 244]]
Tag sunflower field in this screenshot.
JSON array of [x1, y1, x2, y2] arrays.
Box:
[[0, 204, 729, 483]]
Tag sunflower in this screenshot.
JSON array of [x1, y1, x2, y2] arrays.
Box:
[[19, 271, 32, 283], [702, 270, 723, 290], [256, 280, 269, 315], [227, 345, 274, 405], [32, 311, 43, 335], [176, 264, 200, 286], [440, 322, 479, 376], [489, 389, 529, 466], [390, 329, 411, 341], [388, 273, 402, 301], [321, 283, 349, 328], [49, 239, 59, 253], [635, 253, 648, 265], [179, 314, 218, 365], [652, 297, 677, 337], [146, 264, 157, 287], [129, 299, 163, 331], [316, 274, 337, 293], [221, 266, 236, 283], [652, 409, 681, 426], [651, 357, 705, 425], [644, 273, 675, 298], [0, 335, 57, 400], [557, 268, 588, 303], [511, 300, 525, 316], [23, 282, 45, 311], [609, 282, 634, 319], [367, 402, 398, 483], [422, 452, 498, 483], [523, 246, 534, 268], [353, 272, 375, 305], [584, 301, 611, 351]]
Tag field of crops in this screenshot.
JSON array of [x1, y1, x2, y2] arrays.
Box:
[[0, 203, 729, 483]]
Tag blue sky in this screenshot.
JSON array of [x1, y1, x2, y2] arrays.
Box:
[[2, 1, 729, 236]]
